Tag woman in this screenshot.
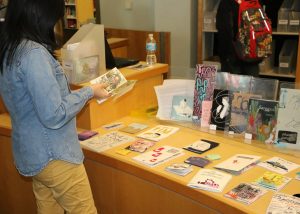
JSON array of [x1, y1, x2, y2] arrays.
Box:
[[0, 0, 109, 213]]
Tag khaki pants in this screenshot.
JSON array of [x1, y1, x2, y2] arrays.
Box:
[[32, 160, 97, 214]]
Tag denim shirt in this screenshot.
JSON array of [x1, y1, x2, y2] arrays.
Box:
[[0, 40, 94, 176]]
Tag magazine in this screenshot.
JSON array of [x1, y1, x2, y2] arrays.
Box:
[[193, 64, 217, 119], [266, 193, 300, 214], [137, 125, 179, 142], [125, 139, 155, 153], [80, 131, 135, 153], [183, 139, 219, 154], [258, 157, 299, 175], [188, 169, 232, 192], [224, 183, 267, 204], [214, 154, 261, 175], [170, 95, 194, 121], [132, 145, 184, 167], [165, 163, 193, 176], [254, 171, 291, 191]]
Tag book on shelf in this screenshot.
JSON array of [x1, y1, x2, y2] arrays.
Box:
[[257, 156, 299, 175], [193, 64, 217, 119], [246, 98, 278, 143], [214, 154, 261, 175], [132, 145, 184, 167], [187, 169, 232, 192], [224, 183, 267, 204], [276, 88, 300, 150], [254, 171, 291, 191], [137, 125, 179, 142], [266, 193, 300, 214]]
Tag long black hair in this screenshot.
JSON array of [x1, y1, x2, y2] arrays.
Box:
[[0, 0, 65, 73]]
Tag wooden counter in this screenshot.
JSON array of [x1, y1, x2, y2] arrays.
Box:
[[81, 116, 300, 214], [1, 114, 300, 213], [76, 63, 169, 130]]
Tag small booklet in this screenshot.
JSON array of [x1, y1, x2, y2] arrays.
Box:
[[183, 139, 219, 154], [188, 169, 232, 192], [137, 125, 179, 142], [254, 171, 291, 191], [266, 193, 300, 213], [132, 145, 184, 167], [257, 156, 299, 175], [125, 139, 155, 153], [90, 67, 127, 103], [214, 154, 261, 175], [165, 163, 193, 176], [224, 183, 267, 204], [184, 156, 211, 168], [80, 131, 135, 153], [119, 123, 148, 134]]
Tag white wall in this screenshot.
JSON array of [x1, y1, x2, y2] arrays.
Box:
[[99, 0, 197, 73], [99, 0, 155, 31]]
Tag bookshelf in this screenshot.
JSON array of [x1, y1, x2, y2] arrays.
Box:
[[197, 0, 300, 83], [64, 0, 94, 29]]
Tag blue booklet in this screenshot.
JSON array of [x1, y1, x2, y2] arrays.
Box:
[[170, 95, 194, 121]]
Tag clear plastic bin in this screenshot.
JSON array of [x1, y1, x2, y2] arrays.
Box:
[[277, 0, 293, 32], [288, 0, 300, 32], [278, 39, 298, 74], [61, 23, 106, 84], [203, 0, 220, 31]]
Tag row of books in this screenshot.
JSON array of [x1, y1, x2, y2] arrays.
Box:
[[155, 65, 300, 150]]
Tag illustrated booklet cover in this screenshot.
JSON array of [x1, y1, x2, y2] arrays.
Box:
[[132, 145, 184, 167], [193, 64, 217, 119], [214, 154, 261, 175], [224, 183, 267, 204], [254, 171, 291, 191], [165, 163, 193, 176], [137, 125, 179, 142], [229, 92, 262, 134], [80, 131, 136, 153], [125, 139, 155, 153], [119, 123, 148, 134], [90, 67, 127, 103], [187, 169, 232, 192], [210, 89, 232, 131], [266, 193, 300, 214], [276, 88, 300, 150], [246, 98, 278, 143], [257, 156, 299, 175], [183, 139, 219, 154], [170, 95, 194, 121]]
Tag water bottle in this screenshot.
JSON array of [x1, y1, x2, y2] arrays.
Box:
[[146, 34, 157, 65]]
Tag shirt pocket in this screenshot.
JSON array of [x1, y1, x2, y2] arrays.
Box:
[[55, 65, 71, 96]]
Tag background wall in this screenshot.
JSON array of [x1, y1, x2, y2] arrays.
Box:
[[99, 0, 198, 76]]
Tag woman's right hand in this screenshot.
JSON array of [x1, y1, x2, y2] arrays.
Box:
[[89, 83, 111, 100]]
